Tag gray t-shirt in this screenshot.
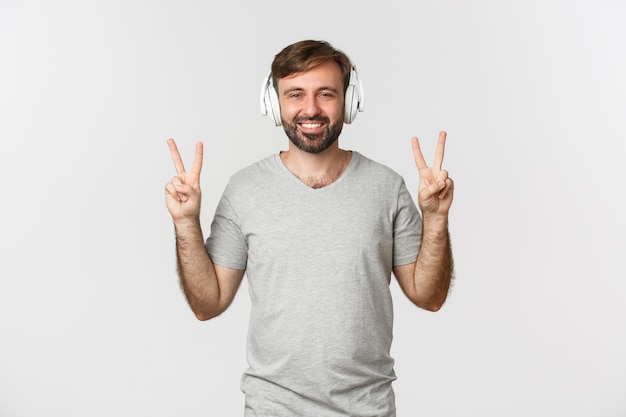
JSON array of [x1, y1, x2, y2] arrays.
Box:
[[206, 151, 422, 417]]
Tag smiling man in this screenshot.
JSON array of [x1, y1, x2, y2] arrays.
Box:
[[277, 59, 352, 188], [280, 60, 344, 152], [165, 40, 454, 417]]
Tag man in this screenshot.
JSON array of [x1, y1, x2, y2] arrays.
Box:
[[165, 40, 454, 417]]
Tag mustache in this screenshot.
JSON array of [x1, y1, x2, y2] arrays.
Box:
[[294, 116, 330, 124]]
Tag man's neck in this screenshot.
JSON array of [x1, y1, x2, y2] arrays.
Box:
[[280, 146, 352, 189]]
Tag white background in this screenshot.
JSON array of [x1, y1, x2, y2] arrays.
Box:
[[1, 1, 625, 416]]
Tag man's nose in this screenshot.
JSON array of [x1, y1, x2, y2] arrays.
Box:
[[301, 95, 321, 117]]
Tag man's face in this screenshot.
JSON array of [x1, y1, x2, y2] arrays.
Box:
[[277, 60, 345, 154]]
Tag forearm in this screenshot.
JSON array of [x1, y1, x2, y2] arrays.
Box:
[[414, 213, 454, 311], [174, 218, 221, 320]]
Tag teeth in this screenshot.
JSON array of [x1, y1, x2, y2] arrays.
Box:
[[301, 123, 322, 128]]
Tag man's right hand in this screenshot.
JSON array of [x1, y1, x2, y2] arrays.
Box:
[[165, 139, 204, 221]]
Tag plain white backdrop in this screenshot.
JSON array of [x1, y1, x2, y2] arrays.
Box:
[[1, 0, 625, 416]]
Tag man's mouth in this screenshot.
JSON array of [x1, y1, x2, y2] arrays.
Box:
[[297, 119, 327, 135], [300, 123, 323, 129]]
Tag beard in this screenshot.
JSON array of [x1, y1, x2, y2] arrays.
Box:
[[282, 115, 344, 154]]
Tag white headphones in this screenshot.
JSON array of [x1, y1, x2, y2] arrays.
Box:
[[259, 66, 364, 126]]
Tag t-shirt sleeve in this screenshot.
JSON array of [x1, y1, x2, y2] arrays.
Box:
[[392, 179, 422, 266], [205, 190, 248, 271]]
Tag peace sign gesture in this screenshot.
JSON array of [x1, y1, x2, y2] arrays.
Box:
[[411, 131, 454, 216], [165, 139, 204, 221]]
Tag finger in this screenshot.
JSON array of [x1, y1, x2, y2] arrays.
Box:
[[411, 137, 427, 170], [436, 170, 448, 189], [190, 141, 204, 177], [424, 180, 444, 198], [438, 177, 454, 199], [167, 138, 186, 176], [169, 181, 193, 202], [433, 131, 447, 170], [165, 182, 182, 202], [170, 175, 183, 187]]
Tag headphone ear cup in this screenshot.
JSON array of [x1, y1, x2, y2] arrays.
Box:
[[344, 84, 357, 124], [260, 73, 282, 126], [267, 87, 281, 126]]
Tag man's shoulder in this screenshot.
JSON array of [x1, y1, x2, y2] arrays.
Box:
[[230, 154, 277, 180], [351, 151, 404, 182], [223, 154, 279, 195]]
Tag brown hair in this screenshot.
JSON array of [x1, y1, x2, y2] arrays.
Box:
[[271, 40, 353, 93]]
